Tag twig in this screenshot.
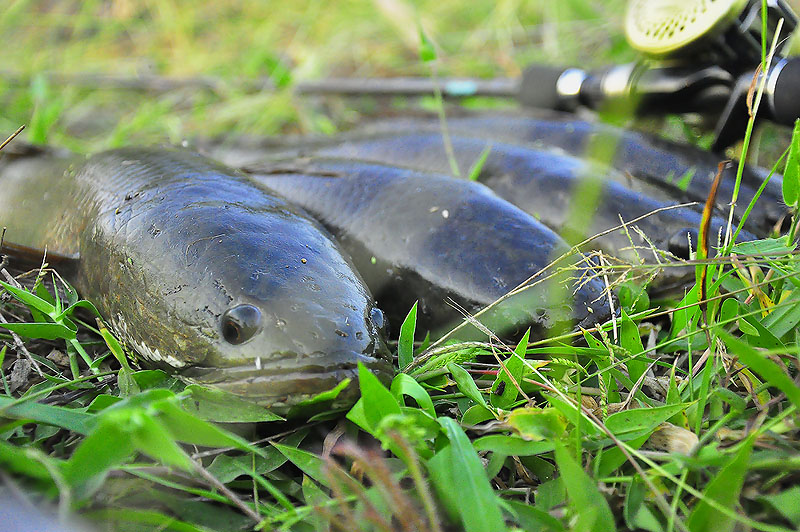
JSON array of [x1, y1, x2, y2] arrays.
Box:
[[0, 125, 24, 152]]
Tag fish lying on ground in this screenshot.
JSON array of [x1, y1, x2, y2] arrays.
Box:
[[211, 133, 758, 292], [0, 147, 392, 410], [355, 112, 787, 236], [242, 157, 613, 337]]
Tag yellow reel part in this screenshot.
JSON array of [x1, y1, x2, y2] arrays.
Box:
[[625, 0, 749, 56]]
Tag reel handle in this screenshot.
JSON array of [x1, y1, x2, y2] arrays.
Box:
[[769, 57, 800, 126], [712, 56, 800, 151], [518, 62, 734, 115]]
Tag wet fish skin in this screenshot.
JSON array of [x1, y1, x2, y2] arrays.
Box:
[[245, 158, 613, 337], [356, 112, 786, 236], [303, 134, 756, 266], [0, 147, 392, 410]]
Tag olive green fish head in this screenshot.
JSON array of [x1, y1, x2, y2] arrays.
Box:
[[174, 227, 394, 412], [76, 148, 393, 412]]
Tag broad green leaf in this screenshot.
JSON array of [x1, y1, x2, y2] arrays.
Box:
[[398, 301, 417, 370], [296, 378, 351, 406], [543, 393, 599, 436], [447, 362, 488, 410], [0, 280, 56, 316], [472, 434, 554, 456], [0, 322, 76, 340], [605, 403, 693, 436], [762, 293, 800, 338], [207, 432, 304, 484], [0, 395, 96, 434], [130, 414, 195, 471], [0, 440, 58, 481], [491, 328, 529, 409], [718, 298, 740, 327], [353, 362, 401, 434], [505, 407, 566, 441], [553, 442, 616, 532], [57, 299, 101, 321], [669, 284, 699, 340], [418, 27, 436, 62], [390, 373, 435, 417], [739, 315, 784, 349], [182, 385, 283, 423], [782, 119, 800, 205], [687, 435, 754, 532], [619, 310, 647, 383], [717, 330, 800, 409], [150, 398, 254, 451], [624, 476, 663, 532], [272, 442, 333, 489], [461, 404, 495, 425], [758, 485, 800, 527], [595, 432, 650, 478], [507, 500, 565, 532], [81, 508, 212, 532], [62, 412, 136, 492], [428, 417, 505, 532]]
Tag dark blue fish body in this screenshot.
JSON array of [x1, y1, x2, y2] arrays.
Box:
[[301, 134, 757, 271], [357, 112, 786, 236], [244, 158, 612, 337]]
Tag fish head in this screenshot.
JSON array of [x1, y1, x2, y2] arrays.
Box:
[[79, 150, 394, 412], [172, 213, 394, 412]]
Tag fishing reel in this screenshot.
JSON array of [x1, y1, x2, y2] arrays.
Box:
[[521, 0, 800, 150]]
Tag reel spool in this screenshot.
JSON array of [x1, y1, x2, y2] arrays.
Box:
[[625, 0, 798, 71]]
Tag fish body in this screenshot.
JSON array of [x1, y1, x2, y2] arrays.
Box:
[[356, 112, 786, 236], [275, 135, 758, 284], [244, 158, 612, 336], [0, 147, 392, 410]]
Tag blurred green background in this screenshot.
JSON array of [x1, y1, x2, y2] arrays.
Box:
[[1, 0, 799, 155], [0, 0, 636, 151]]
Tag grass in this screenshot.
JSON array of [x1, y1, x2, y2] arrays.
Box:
[[2, 1, 800, 531]]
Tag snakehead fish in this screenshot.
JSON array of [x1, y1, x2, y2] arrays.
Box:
[[241, 157, 613, 337], [355, 112, 786, 236], [212, 134, 757, 292], [0, 147, 392, 410]]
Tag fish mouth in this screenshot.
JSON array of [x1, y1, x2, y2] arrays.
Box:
[[178, 351, 395, 413]]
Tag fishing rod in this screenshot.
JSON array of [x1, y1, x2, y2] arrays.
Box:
[[300, 0, 800, 150], [5, 0, 797, 149]]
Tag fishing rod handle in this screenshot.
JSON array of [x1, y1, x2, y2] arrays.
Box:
[[767, 57, 800, 125]]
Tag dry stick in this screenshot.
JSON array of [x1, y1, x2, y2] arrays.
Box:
[[408, 202, 701, 371], [0, 125, 24, 152]]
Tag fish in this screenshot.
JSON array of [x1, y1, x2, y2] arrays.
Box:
[[217, 133, 757, 292], [0, 147, 392, 411], [241, 157, 613, 338], [354, 112, 787, 236]]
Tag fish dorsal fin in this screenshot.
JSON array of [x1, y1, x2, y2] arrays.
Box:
[[240, 157, 344, 178]]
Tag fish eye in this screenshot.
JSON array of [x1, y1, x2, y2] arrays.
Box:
[[370, 306, 388, 334], [221, 304, 262, 345], [667, 228, 698, 260]]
